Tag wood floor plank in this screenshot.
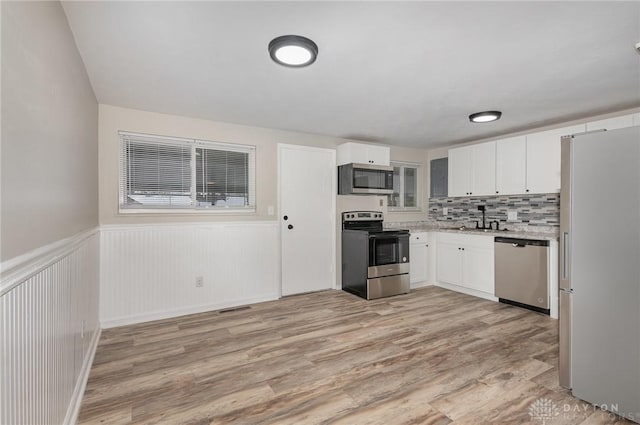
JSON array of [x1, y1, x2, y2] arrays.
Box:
[[78, 286, 634, 424]]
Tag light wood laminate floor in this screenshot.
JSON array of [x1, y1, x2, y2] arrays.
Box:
[[79, 287, 632, 425]]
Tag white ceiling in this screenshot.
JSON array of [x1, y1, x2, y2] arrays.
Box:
[[62, 1, 640, 148]]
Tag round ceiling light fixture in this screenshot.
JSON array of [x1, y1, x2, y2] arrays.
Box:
[[269, 35, 318, 67], [469, 111, 502, 123]]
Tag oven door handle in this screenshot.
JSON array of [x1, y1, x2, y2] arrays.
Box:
[[368, 232, 409, 238]]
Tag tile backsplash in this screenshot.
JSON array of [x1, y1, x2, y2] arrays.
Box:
[[428, 193, 560, 227]]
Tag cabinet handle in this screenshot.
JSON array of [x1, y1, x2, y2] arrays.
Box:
[[526, 189, 529, 192], [425, 244, 429, 247], [496, 191, 499, 194]]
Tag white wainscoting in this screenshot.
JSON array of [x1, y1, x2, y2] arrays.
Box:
[[100, 222, 280, 328], [0, 229, 100, 425]]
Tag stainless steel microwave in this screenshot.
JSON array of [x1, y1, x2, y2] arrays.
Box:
[[338, 163, 394, 195]]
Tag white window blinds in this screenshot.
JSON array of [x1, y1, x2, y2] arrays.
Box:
[[119, 132, 255, 211]]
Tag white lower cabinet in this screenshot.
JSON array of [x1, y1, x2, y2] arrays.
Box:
[[409, 232, 429, 287], [435, 232, 495, 296]]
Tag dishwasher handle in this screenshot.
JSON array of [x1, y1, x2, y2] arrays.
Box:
[[495, 237, 549, 247]]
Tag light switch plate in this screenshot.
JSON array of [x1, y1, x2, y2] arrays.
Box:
[[507, 210, 517, 221], [443, 207, 448, 216]]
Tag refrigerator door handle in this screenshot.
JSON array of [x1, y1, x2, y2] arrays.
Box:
[[562, 232, 569, 280]]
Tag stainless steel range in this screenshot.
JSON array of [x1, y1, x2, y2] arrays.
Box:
[[341, 211, 410, 300]]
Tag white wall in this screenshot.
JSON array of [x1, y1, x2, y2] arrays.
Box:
[[1, 2, 100, 424], [1, 1, 98, 261], [97, 105, 423, 315], [99, 104, 395, 225]]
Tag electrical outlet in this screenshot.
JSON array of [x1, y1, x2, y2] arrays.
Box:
[[443, 207, 448, 216], [507, 211, 518, 221], [379, 198, 384, 207], [195, 276, 204, 287]]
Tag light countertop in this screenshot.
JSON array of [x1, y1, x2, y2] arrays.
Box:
[[385, 223, 558, 241]]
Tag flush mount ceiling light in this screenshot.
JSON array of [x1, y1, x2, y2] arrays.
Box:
[[268, 35, 318, 68], [469, 111, 502, 123]]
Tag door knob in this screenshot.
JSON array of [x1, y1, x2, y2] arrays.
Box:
[[288, 224, 294, 230]]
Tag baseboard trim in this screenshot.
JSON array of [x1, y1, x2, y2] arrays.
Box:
[[434, 282, 498, 302], [410, 281, 434, 289], [101, 293, 280, 328], [63, 326, 101, 425]]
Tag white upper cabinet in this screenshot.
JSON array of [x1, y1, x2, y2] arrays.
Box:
[[586, 114, 635, 132], [448, 146, 472, 197], [495, 136, 527, 195], [471, 141, 496, 196], [526, 124, 585, 194], [448, 142, 495, 197], [447, 113, 636, 198], [336, 142, 390, 166]]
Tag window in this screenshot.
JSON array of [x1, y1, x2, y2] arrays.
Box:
[[388, 162, 420, 211], [119, 132, 255, 212]]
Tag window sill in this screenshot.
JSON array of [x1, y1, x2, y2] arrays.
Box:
[[119, 208, 257, 215], [387, 208, 423, 213]]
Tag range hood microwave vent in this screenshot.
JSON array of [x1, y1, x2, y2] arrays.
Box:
[[338, 163, 394, 195]]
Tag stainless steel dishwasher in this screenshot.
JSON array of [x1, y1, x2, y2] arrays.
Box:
[[494, 237, 550, 314]]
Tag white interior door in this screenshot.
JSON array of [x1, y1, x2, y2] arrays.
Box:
[[279, 144, 336, 296]]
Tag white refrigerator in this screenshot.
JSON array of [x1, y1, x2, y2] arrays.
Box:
[[559, 126, 640, 421]]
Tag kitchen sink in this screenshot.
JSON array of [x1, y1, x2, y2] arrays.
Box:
[[440, 226, 510, 233]]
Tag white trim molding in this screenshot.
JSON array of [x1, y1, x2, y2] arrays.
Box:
[[101, 294, 278, 329], [64, 327, 101, 425], [0, 226, 100, 295]]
